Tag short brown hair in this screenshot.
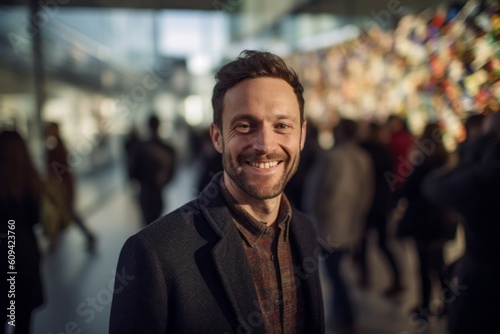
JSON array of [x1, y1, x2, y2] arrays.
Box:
[[212, 50, 304, 130]]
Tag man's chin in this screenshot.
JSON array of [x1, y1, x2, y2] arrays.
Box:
[[225, 167, 288, 200], [241, 182, 284, 200]]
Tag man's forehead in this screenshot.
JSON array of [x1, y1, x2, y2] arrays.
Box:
[[223, 78, 298, 106], [226, 112, 299, 123]]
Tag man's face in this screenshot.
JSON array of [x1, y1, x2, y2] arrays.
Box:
[[211, 77, 306, 201]]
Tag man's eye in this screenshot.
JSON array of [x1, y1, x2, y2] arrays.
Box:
[[276, 124, 291, 130], [236, 124, 252, 132]]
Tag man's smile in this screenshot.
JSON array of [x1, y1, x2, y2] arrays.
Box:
[[247, 161, 280, 169]]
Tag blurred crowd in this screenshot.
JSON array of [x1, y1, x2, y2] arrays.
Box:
[[289, 0, 499, 149], [1, 112, 179, 333], [288, 112, 499, 333], [1, 1, 499, 333], [192, 107, 500, 333], [2, 110, 498, 333]]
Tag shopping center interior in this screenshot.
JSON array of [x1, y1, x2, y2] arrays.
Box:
[[1, 0, 499, 333]]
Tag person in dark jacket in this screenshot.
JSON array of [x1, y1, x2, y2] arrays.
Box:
[[284, 121, 320, 211], [124, 126, 141, 182], [462, 112, 500, 165], [196, 129, 223, 193], [109, 50, 325, 333], [393, 123, 453, 320], [129, 115, 177, 225], [357, 122, 403, 296], [456, 113, 485, 164], [423, 119, 500, 334], [0, 130, 45, 334]]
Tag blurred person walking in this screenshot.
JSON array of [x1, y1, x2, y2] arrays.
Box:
[[45, 122, 96, 252], [110, 50, 324, 334], [0, 130, 45, 334], [284, 121, 320, 211], [440, 113, 485, 281], [128, 115, 177, 224], [456, 113, 485, 164], [305, 119, 374, 333], [473, 111, 500, 158], [123, 126, 141, 183], [458, 112, 500, 166], [423, 116, 500, 334], [196, 129, 223, 194], [356, 122, 404, 296], [386, 115, 415, 191], [393, 123, 456, 320]]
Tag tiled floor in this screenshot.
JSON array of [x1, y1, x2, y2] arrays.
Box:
[[31, 162, 462, 334]]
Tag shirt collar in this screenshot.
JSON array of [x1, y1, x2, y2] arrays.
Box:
[[219, 177, 292, 247]]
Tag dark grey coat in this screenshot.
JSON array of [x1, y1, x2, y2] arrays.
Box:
[[109, 173, 325, 333]]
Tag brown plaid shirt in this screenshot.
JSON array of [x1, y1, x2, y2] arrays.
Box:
[[220, 180, 304, 334]]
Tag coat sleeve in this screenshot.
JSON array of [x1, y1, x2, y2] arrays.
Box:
[[109, 235, 169, 333], [422, 165, 478, 212]]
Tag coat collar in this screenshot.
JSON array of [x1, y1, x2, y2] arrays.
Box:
[[199, 172, 266, 333], [199, 172, 324, 333]]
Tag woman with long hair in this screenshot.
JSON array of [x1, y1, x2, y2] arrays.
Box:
[[0, 130, 45, 334]]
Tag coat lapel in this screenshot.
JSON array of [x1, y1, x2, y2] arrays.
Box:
[[200, 174, 265, 334], [290, 211, 325, 332], [199, 173, 323, 333], [211, 228, 265, 334]]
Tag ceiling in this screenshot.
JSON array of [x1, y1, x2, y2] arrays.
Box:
[[293, 0, 449, 16], [2, 0, 217, 10], [0, 0, 451, 15]]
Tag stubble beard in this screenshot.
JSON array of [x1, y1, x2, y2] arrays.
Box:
[[222, 145, 300, 200]]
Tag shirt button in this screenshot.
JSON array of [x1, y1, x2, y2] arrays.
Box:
[[274, 299, 280, 305], [270, 255, 274, 261]]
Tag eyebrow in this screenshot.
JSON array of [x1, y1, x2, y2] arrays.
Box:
[[275, 114, 298, 122], [229, 113, 298, 126]]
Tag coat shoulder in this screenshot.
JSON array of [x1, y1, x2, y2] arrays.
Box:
[[127, 197, 216, 253]]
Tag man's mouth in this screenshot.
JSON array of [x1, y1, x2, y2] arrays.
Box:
[[248, 161, 279, 169]]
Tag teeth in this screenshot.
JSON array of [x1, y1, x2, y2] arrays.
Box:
[[251, 161, 278, 169]]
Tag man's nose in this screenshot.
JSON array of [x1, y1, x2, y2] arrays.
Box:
[[253, 126, 275, 153]]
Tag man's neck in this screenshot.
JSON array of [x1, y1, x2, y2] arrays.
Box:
[[223, 174, 281, 226]]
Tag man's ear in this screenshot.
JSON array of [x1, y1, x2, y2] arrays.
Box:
[[300, 120, 307, 151], [210, 123, 223, 153]]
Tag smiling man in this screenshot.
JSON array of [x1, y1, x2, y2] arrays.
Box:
[[110, 50, 325, 334]]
